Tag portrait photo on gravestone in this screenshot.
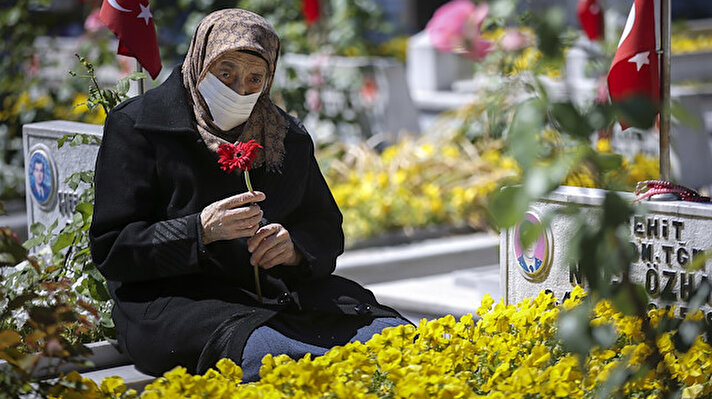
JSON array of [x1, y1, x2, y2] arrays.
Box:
[[27, 145, 55, 207]]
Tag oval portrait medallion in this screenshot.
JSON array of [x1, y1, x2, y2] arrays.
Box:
[[513, 210, 554, 282], [27, 144, 58, 210]]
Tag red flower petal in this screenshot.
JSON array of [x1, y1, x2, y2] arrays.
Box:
[[217, 140, 263, 173]]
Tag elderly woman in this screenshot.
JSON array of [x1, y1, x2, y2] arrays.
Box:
[[89, 9, 407, 381]]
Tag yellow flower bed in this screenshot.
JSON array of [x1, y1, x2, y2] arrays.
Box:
[[564, 138, 659, 189], [672, 31, 712, 55], [564, 152, 659, 189], [322, 137, 519, 245], [53, 286, 712, 398], [0, 90, 106, 126], [481, 27, 563, 78], [323, 132, 658, 245]]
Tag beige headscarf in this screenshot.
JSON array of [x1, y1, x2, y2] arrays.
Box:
[[182, 9, 288, 172]]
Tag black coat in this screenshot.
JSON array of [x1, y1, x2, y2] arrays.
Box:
[[89, 66, 401, 376]]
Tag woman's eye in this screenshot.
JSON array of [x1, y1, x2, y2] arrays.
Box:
[[251, 77, 262, 84], [221, 72, 230, 79]]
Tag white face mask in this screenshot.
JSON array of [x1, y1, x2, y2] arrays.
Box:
[[198, 72, 262, 131]]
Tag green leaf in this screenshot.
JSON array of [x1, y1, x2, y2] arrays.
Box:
[[671, 100, 702, 130], [57, 135, 70, 149], [80, 171, 95, 183], [0, 228, 27, 266], [550, 102, 592, 139], [586, 102, 615, 131], [75, 202, 93, 219], [675, 321, 701, 353], [534, 8, 565, 60], [518, 219, 544, 252], [115, 78, 130, 96], [30, 222, 46, 236], [557, 303, 593, 356], [489, 0, 516, 20], [596, 357, 632, 399], [602, 192, 634, 228], [593, 152, 623, 173], [508, 99, 544, 171], [592, 324, 617, 348], [70, 133, 84, 147], [611, 284, 648, 316], [22, 236, 44, 250], [488, 185, 530, 229], [126, 71, 147, 81], [65, 173, 81, 190], [87, 277, 111, 302], [689, 280, 711, 310], [614, 96, 658, 130], [688, 249, 710, 272], [51, 231, 74, 253], [85, 264, 104, 282]]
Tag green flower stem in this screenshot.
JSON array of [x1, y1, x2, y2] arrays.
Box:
[[244, 170, 262, 302], [244, 170, 254, 193]]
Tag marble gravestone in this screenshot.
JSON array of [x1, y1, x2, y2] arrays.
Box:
[[23, 121, 102, 236], [501, 186, 712, 320]]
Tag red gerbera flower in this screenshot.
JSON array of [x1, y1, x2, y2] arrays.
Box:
[[217, 140, 263, 173]]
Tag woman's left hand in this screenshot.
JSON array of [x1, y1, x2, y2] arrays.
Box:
[[247, 223, 302, 269]]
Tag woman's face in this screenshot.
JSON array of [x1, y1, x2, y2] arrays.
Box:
[[207, 51, 268, 95]]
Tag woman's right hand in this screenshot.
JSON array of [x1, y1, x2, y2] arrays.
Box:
[[200, 191, 265, 245]]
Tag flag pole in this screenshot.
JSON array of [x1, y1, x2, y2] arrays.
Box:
[[659, 0, 671, 181], [136, 60, 146, 96]]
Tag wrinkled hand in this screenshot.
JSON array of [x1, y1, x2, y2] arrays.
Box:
[[247, 223, 302, 269], [200, 191, 265, 245]]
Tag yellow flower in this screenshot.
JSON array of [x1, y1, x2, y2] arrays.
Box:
[[682, 384, 704, 399], [216, 358, 243, 382], [596, 137, 611, 153], [100, 376, 127, 395]]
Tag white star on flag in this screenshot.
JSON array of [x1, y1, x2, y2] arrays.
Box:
[[137, 3, 153, 25], [628, 51, 650, 71]]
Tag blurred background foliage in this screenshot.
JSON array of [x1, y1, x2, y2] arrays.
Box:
[[0, 0, 665, 242], [1, 0, 710, 396], [0, 0, 673, 241]]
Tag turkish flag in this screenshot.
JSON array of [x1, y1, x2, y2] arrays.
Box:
[[607, 0, 659, 129], [302, 0, 319, 26], [100, 0, 162, 79], [577, 0, 604, 41]]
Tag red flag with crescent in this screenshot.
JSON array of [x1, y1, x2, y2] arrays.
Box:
[[302, 0, 319, 25], [607, 0, 659, 129], [577, 0, 604, 40], [100, 0, 162, 79]]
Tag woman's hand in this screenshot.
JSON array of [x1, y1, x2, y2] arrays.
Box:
[[247, 223, 302, 269], [200, 191, 265, 245]]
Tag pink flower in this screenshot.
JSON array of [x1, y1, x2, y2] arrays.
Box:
[[500, 29, 530, 52], [84, 8, 104, 33], [426, 0, 492, 61], [305, 89, 322, 112]]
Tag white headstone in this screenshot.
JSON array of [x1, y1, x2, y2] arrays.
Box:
[[406, 31, 473, 92], [23, 121, 102, 236], [501, 186, 712, 319]]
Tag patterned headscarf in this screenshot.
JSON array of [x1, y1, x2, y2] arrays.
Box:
[[182, 9, 288, 172]]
